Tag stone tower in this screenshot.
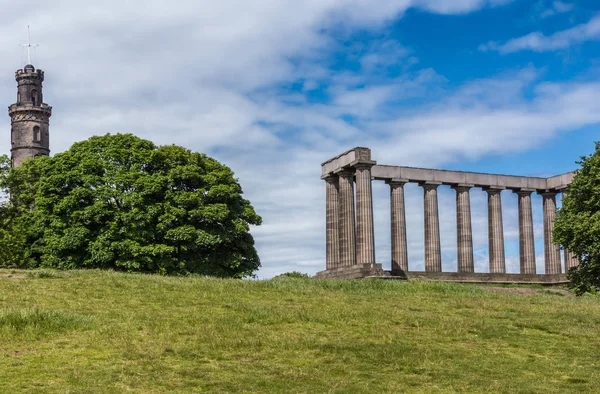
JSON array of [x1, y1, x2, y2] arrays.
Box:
[[8, 64, 52, 167]]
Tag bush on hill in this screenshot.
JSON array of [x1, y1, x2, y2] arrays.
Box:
[[274, 271, 311, 279], [0, 133, 261, 278]]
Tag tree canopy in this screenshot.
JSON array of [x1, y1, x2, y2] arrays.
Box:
[[0, 133, 262, 277], [554, 142, 600, 295]]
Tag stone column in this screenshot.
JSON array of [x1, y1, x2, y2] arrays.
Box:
[[338, 170, 356, 267], [453, 185, 474, 273], [561, 190, 580, 271], [565, 249, 580, 271], [422, 182, 442, 272], [542, 192, 562, 275], [324, 175, 340, 270], [517, 190, 536, 274], [485, 188, 506, 273], [355, 164, 376, 267], [389, 179, 409, 273]]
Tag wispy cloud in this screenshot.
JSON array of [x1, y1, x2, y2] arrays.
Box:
[[540, 1, 574, 19], [480, 14, 600, 53]]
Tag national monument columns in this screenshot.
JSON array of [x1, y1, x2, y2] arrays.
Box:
[[561, 190, 580, 272], [485, 188, 506, 273], [355, 163, 376, 267], [337, 170, 357, 267], [453, 185, 474, 273], [422, 182, 442, 272], [517, 190, 536, 274], [318, 147, 576, 282], [542, 192, 562, 275], [324, 175, 340, 270], [389, 180, 409, 273]]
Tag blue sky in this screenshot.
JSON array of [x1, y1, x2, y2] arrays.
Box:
[[1, 0, 599, 277]]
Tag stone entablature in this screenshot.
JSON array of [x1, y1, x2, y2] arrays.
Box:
[[321, 147, 375, 175], [317, 147, 579, 282], [322, 148, 573, 192]]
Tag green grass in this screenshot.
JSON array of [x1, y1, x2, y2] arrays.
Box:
[[0, 308, 88, 336], [1, 270, 599, 393]]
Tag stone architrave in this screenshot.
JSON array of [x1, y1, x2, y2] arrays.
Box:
[[561, 190, 580, 271], [517, 190, 536, 274], [453, 184, 474, 273], [389, 179, 409, 273], [337, 170, 356, 267], [422, 182, 442, 272], [355, 163, 376, 267], [542, 192, 562, 275], [485, 188, 506, 273], [324, 175, 340, 269]]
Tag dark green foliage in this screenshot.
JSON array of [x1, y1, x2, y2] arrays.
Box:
[[0, 134, 262, 277], [554, 142, 600, 295]]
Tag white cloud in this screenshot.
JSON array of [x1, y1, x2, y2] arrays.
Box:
[[415, 0, 514, 14], [540, 1, 574, 18], [481, 14, 600, 53]]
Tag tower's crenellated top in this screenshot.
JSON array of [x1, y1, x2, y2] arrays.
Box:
[[16, 64, 45, 80], [9, 64, 52, 114]]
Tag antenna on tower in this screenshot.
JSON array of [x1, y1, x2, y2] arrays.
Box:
[[20, 26, 39, 66]]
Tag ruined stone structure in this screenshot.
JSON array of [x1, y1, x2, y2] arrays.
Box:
[[8, 64, 52, 167], [316, 147, 579, 284]]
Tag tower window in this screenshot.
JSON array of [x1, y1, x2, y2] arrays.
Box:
[[17, 92, 21, 103], [31, 90, 37, 106], [33, 126, 41, 142]]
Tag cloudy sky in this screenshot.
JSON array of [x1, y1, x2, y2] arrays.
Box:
[[1, 0, 599, 278]]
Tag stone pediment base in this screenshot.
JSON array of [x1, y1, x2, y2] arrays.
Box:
[[314, 267, 569, 285]]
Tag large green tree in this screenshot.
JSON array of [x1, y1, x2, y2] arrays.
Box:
[[554, 142, 600, 295], [0, 133, 262, 277]]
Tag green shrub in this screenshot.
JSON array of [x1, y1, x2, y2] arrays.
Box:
[[274, 271, 311, 279], [0, 134, 261, 278]]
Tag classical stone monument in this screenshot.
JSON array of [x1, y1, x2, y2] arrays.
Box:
[[315, 147, 578, 284], [8, 64, 52, 167]]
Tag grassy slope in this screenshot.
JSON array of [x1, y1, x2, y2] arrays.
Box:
[[1, 270, 599, 393]]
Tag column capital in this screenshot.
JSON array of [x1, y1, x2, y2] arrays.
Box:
[[540, 191, 558, 198], [515, 188, 535, 196], [354, 162, 375, 170], [451, 184, 474, 192], [483, 185, 505, 193], [386, 178, 409, 187], [322, 173, 338, 183], [420, 181, 442, 191], [335, 168, 355, 178]]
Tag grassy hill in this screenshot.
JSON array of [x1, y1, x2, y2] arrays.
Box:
[[1, 269, 599, 393]]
